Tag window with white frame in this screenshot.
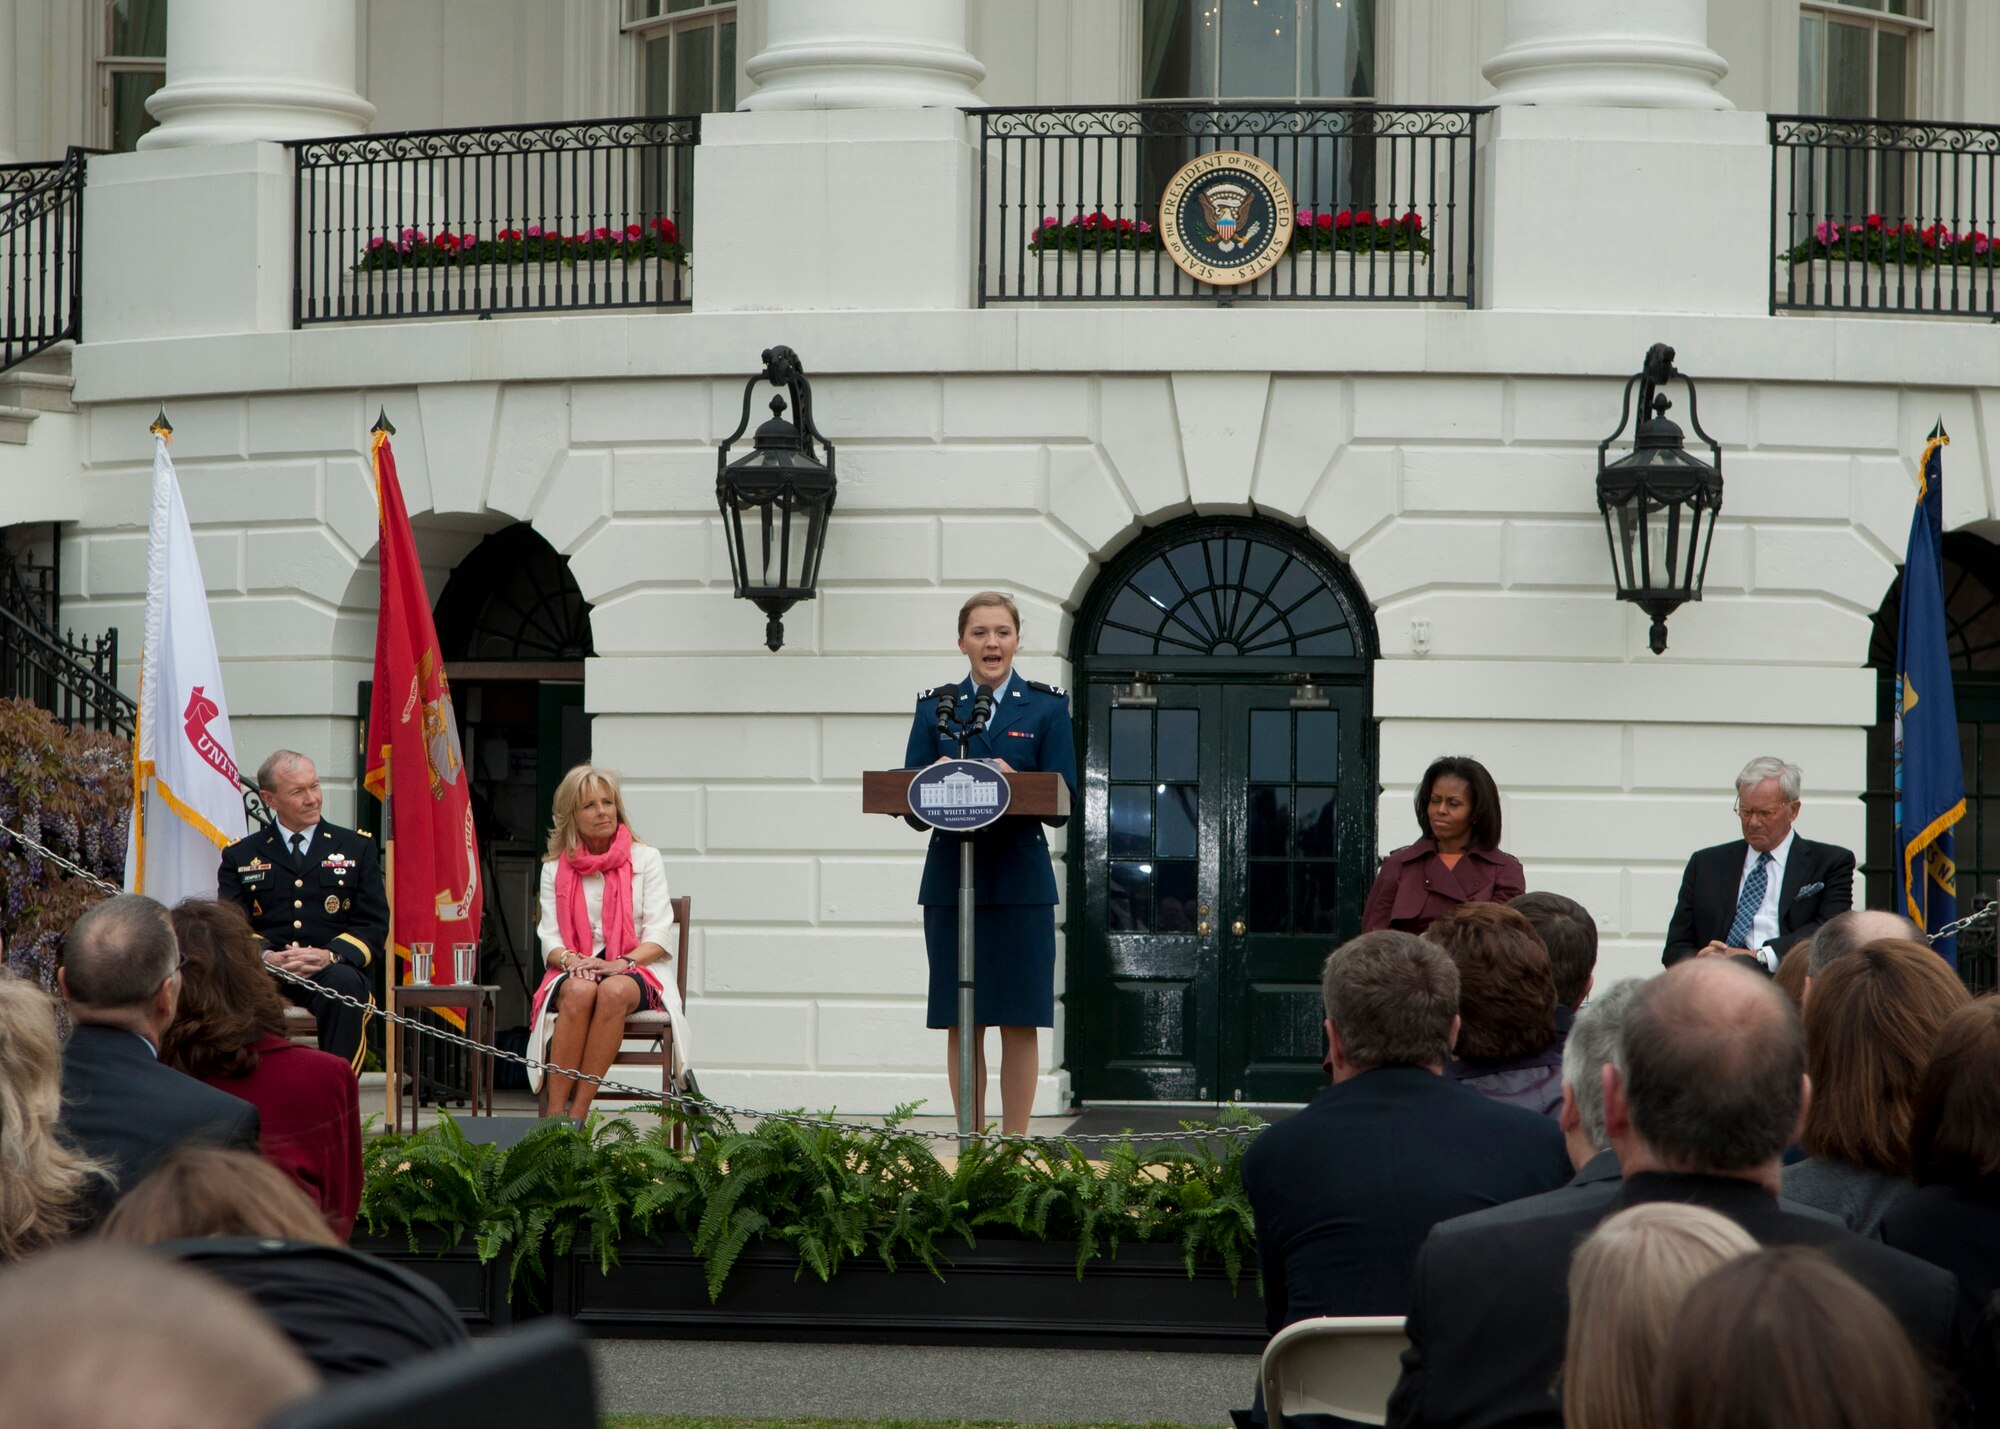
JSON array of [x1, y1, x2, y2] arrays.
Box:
[[1799, 0, 1927, 120], [624, 0, 737, 118], [98, 0, 168, 152], [1798, 2, 1931, 223], [1142, 0, 1375, 102]]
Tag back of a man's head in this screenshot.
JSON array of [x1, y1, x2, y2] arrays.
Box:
[[1322, 930, 1459, 1072], [60, 894, 175, 1012], [1618, 961, 1803, 1174], [1561, 978, 1644, 1153], [1807, 909, 1921, 979], [1509, 891, 1598, 1009], [0, 1242, 318, 1428]]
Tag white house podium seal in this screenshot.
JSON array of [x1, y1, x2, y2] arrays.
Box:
[[1159, 150, 1294, 286]]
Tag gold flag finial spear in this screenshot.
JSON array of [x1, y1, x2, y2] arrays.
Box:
[[149, 405, 173, 441]]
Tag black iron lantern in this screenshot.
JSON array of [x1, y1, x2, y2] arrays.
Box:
[[1597, 343, 1724, 655], [716, 346, 837, 652]]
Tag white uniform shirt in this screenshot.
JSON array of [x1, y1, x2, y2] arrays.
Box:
[[1737, 829, 1796, 951]]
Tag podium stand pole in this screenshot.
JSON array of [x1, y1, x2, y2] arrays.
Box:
[[956, 835, 976, 1141]]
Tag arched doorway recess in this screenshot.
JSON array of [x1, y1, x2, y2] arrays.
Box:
[[1067, 515, 1377, 1106], [430, 524, 595, 1023], [1866, 530, 2000, 990]]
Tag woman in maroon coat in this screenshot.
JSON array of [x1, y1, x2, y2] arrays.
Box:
[[1362, 756, 1525, 935], [162, 901, 362, 1241]]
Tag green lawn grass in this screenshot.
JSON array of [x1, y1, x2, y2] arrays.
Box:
[[604, 1419, 1206, 1429]]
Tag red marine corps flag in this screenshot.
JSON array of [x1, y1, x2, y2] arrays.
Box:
[[363, 413, 482, 1002]]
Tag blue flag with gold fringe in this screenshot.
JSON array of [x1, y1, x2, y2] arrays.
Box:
[[1895, 421, 1965, 963]]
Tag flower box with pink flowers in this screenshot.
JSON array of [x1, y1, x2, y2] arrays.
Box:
[[1780, 214, 2000, 314], [335, 220, 690, 315]]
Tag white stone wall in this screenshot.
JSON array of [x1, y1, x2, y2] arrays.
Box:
[[52, 304, 2000, 1112]]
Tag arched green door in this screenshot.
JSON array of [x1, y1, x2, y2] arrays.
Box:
[[1067, 516, 1376, 1105]]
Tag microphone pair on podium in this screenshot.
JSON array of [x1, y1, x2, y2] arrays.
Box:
[[934, 685, 998, 739]]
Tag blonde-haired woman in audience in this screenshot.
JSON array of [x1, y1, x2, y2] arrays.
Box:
[[0, 972, 105, 1260], [1561, 1203, 1756, 1429], [530, 764, 690, 1120]]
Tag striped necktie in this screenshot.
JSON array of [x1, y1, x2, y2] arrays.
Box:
[[1727, 852, 1773, 949]]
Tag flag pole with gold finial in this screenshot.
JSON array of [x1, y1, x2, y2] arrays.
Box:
[[368, 407, 402, 1130]]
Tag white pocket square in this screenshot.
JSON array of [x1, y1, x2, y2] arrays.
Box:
[[1796, 881, 1825, 899]]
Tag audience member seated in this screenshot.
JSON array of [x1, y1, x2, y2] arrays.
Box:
[[1773, 942, 1809, 1007], [1782, 938, 1968, 1235], [99, 1146, 470, 1378], [1803, 907, 1921, 995], [0, 972, 105, 1261], [1440, 979, 1646, 1233], [1560, 1203, 1756, 1429], [1386, 959, 1965, 1429], [0, 1242, 318, 1428], [1362, 756, 1525, 935], [161, 899, 363, 1239], [1508, 892, 1597, 1046], [55, 893, 259, 1226], [1653, 1247, 1933, 1429], [1880, 997, 2000, 1315], [1425, 903, 1564, 1117], [1236, 930, 1571, 1429]]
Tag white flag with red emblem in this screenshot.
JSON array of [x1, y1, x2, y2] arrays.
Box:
[[123, 428, 247, 900]]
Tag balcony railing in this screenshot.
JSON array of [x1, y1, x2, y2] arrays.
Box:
[[288, 117, 699, 326], [1771, 115, 2000, 318], [0, 149, 89, 374], [975, 105, 1488, 307]]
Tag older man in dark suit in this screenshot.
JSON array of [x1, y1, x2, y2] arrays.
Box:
[[57, 895, 260, 1226], [1235, 930, 1571, 1428], [1662, 756, 1854, 971], [1386, 960, 1968, 1429]]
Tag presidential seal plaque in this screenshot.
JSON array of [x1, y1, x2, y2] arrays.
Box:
[[1159, 150, 1294, 286]]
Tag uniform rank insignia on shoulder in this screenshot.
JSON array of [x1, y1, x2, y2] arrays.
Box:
[[1026, 679, 1067, 698], [921, 684, 958, 700], [358, 829, 374, 838]]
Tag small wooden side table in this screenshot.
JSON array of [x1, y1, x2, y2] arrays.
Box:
[[392, 983, 500, 1133]]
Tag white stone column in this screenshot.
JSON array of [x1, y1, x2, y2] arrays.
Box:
[[1483, 0, 1731, 110], [139, 0, 373, 150], [0, 0, 21, 163], [741, 0, 985, 111]]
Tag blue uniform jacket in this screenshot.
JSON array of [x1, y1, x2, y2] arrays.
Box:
[[903, 676, 1078, 907]]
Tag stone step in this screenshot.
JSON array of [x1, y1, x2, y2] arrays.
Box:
[[0, 344, 73, 413]]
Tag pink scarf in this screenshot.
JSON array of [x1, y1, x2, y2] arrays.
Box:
[[555, 824, 637, 961]]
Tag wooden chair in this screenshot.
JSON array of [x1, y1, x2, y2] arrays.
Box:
[[1259, 1316, 1409, 1429], [552, 896, 691, 1137]]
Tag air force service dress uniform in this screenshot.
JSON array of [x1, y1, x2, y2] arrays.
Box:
[[903, 673, 1079, 1029], [217, 821, 385, 1072]]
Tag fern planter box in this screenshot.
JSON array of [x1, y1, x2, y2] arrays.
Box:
[[351, 1230, 519, 1331], [550, 1232, 1263, 1352]]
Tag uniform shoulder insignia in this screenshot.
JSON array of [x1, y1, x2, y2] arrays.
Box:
[[1026, 679, 1067, 698], [358, 829, 374, 838], [921, 684, 959, 700]]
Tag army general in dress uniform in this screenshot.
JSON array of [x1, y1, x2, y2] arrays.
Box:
[[902, 591, 1078, 1135], [217, 750, 383, 1073]]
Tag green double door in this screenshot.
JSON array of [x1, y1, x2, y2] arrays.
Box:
[[1070, 678, 1372, 1105]]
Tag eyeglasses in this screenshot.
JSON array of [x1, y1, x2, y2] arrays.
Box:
[[1733, 803, 1792, 822], [154, 952, 188, 993]]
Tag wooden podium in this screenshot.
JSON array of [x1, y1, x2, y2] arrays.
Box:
[[861, 768, 1072, 821], [864, 765, 1070, 1139]]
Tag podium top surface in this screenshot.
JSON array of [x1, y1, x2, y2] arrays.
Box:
[[862, 767, 1070, 817]]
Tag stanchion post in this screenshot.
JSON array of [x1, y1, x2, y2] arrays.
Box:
[[956, 832, 976, 1141]]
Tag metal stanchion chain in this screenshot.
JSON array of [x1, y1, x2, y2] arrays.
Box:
[[0, 813, 1266, 1147], [1927, 900, 1997, 945]]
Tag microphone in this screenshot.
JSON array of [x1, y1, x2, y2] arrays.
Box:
[[969, 683, 996, 734], [933, 686, 957, 736]]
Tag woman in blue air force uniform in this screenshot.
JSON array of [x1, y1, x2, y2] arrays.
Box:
[[902, 591, 1078, 1134]]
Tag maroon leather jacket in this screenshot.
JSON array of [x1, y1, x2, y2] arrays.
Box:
[[1360, 837, 1526, 935]]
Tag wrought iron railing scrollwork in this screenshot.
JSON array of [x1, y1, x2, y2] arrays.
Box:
[[1771, 115, 2000, 318], [975, 104, 1488, 307], [288, 116, 701, 326], [0, 603, 131, 737], [0, 147, 90, 374]]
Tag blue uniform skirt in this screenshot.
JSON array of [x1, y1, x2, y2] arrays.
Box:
[[923, 904, 1056, 1029]]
